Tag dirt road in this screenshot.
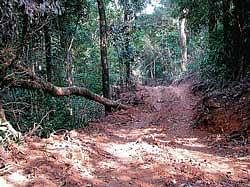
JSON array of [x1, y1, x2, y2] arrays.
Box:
[[1, 81, 249, 186]]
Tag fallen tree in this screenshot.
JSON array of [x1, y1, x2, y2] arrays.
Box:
[[4, 63, 129, 109], [12, 79, 129, 110], [0, 60, 129, 138]]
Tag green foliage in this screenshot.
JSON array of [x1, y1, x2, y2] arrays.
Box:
[[1, 0, 105, 137], [172, 0, 250, 81], [131, 5, 184, 81], [1, 0, 248, 137]]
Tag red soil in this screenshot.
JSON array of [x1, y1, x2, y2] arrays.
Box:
[[1, 81, 249, 186]]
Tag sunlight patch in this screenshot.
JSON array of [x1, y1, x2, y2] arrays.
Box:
[[98, 160, 122, 170], [7, 171, 29, 185], [73, 162, 94, 179], [167, 147, 233, 174], [102, 142, 164, 162], [175, 138, 206, 148]]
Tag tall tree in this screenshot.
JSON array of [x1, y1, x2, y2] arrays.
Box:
[[123, 0, 131, 86], [208, 0, 216, 42], [97, 0, 111, 112], [222, 0, 250, 80], [231, 0, 250, 79], [44, 14, 53, 82], [179, 8, 188, 71]]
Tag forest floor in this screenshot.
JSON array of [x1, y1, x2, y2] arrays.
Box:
[[0, 79, 249, 187]]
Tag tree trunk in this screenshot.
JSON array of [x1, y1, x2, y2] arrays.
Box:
[[208, 0, 216, 44], [58, 15, 66, 82], [222, 0, 233, 78], [179, 9, 188, 72], [243, 1, 250, 76], [222, 0, 249, 80], [44, 15, 52, 82], [232, 0, 249, 80], [66, 38, 74, 87], [21, 5, 28, 45], [232, 0, 242, 80], [97, 0, 111, 112], [124, 0, 131, 86], [118, 55, 125, 92]]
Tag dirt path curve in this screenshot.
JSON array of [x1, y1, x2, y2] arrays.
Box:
[[1, 81, 249, 187]]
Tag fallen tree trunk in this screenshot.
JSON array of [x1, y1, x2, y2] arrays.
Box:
[[1, 55, 130, 138], [5, 65, 129, 110], [1, 64, 129, 138], [16, 80, 129, 110]]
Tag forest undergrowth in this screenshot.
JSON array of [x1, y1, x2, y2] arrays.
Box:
[[0, 75, 249, 187]]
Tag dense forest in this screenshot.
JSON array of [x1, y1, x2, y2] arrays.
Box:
[[0, 0, 249, 186]]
